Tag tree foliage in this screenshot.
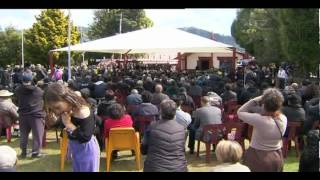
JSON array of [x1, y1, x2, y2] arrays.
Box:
[[0, 26, 22, 66], [232, 8, 319, 73], [24, 9, 80, 65]]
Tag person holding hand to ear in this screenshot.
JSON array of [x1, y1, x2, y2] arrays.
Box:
[[44, 83, 100, 172]]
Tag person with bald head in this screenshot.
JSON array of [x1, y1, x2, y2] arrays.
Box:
[[188, 96, 222, 154], [151, 84, 169, 108]]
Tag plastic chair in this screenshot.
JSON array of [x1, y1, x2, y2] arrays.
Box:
[[105, 127, 141, 172], [224, 122, 246, 150], [60, 129, 68, 171], [282, 121, 302, 158], [196, 124, 226, 163]]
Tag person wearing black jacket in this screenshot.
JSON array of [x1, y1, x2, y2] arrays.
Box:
[[15, 71, 45, 158]]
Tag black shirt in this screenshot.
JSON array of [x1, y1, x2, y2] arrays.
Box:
[[68, 110, 95, 143]]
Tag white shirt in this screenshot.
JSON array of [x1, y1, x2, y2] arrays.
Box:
[[277, 69, 288, 79]]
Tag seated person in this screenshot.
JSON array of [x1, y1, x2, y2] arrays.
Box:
[[151, 84, 169, 108], [132, 91, 159, 117], [0, 145, 17, 172], [220, 84, 237, 103], [142, 100, 188, 172], [188, 96, 222, 154], [211, 140, 250, 172], [172, 95, 191, 129], [0, 90, 19, 132]]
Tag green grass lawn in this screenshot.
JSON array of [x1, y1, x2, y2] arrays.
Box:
[[0, 130, 299, 172]]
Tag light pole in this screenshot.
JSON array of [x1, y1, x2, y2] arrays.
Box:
[[21, 29, 24, 68], [67, 9, 72, 81]]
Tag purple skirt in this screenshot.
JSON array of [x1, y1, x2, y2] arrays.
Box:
[[69, 136, 100, 172]]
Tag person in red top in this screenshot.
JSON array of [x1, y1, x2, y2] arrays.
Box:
[[103, 103, 133, 139]]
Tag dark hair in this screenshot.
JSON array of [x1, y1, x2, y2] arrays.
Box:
[[44, 83, 87, 112], [141, 91, 152, 103], [160, 99, 176, 120], [108, 103, 125, 120], [261, 88, 284, 113], [171, 95, 184, 107], [287, 93, 302, 107], [105, 89, 115, 101], [225, 84, 232, 91]]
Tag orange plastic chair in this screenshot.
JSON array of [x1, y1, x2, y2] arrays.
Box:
[[105, 128, 141, 172], [60, 129, 68, 171]]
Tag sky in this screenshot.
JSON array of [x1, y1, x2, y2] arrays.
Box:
[[0, 9, 238, 36]]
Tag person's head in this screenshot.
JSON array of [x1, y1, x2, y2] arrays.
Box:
[[0, 90, 14, 100], [172, 95, 184, 108], [131, 89, 138, 95], [159, 99, 176, 120], [155, 84, 163, 93], [215, 140, 243, 164], [108, 103, 125, 120], [225, 84, 232, 91], [105, 89, 115, 101], [0, 145, 17, 172], [261, 88, 284, 114], [80, 88, 91, 99], [305, 84, 320, 99], [44, 83, 87, 116], [290, 83, 299, 92], [287, 93, 302, 108], [22, 70, 33, 84], [141, 91, 152, 103], [201, 96, 211, 107]]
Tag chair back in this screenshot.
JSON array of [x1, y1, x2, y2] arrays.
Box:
[[224, 122, 246, 140], [108, 128, 139, 150], [202, 124, 226, 144]]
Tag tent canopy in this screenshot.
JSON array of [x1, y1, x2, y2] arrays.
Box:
[[51, 27, 233, 54]]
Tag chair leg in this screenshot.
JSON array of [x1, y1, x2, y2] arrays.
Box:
[[205, 143, 211, 163], [60, 139, 65, 171], [196, 140, 200, 157], [6, 127, 11, 143], [135, 147, 141, 170], [294, 137, 300, 158]]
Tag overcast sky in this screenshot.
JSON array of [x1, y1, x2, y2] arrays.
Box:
[[0, 9, 238, 36]]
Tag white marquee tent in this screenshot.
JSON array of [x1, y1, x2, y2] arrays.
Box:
[[51, 27, 234, 54]]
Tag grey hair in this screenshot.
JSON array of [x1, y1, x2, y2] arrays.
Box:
[[262, 88, 284, 112], [131, 89, 138, 94]]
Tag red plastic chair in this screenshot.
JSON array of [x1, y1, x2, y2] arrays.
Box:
[[282, 121, 302, 158], [0, 115, 12, 143], [196, 124, 226, 163], [135, 115, 156, 139], [191, 96, 201, 109], [224, 122, 246, 150]]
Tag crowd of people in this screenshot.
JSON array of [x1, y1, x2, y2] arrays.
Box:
[[0, 61, 319, 172]]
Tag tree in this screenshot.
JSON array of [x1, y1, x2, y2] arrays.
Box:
[[87, 9, 153, 60], [0, 26, 22, 66], [24, 9, 80, 66], [232, 8, 319, 74]]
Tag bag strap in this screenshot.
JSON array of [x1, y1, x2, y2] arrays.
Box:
[[272, 117, 283, 139]]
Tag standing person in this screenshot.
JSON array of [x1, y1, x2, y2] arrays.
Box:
[[298, 130, 319, 172], [237, 88, 287, 172], [44, 83, 100, 172], [277, 66, 288, 89], [15, 71, 46, 158]]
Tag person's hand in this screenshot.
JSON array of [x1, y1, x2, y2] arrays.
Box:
[[61, 111, 72, 126]]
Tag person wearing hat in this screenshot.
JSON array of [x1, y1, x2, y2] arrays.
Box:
[[0, 90, 19, 135], [0, 145, 17, 172], [15, 70, 46, 158]]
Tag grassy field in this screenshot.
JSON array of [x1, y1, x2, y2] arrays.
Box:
[[0, 130, 299, 172]]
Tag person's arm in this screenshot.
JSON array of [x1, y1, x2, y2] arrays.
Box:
[[237, 96, 264, 126]]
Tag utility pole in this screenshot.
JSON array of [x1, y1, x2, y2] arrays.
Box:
[[21, 29, 24, 68], [67, 9, 72, 81]]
